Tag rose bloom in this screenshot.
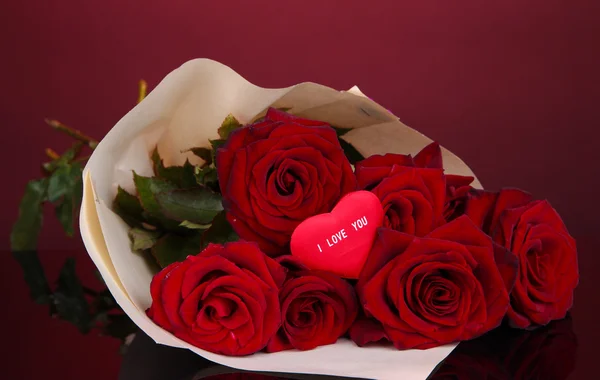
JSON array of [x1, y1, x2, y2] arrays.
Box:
[[351, 216, 518, 349], [463, 188, 533, 235], [354, 142, 444, 190], [146, 241, 286, 356], [354, 142, 473, 192], [216, 108, 356, 256], [355, 142, 474, 235], [464, 189, 579, 329], [266, 266, 358, 352], [370, 166, 446, 236]]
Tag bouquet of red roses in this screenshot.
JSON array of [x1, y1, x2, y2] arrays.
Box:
[[80, 59, 578, 379]]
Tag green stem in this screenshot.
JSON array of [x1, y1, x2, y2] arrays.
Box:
[[45, 119, 99, 149]]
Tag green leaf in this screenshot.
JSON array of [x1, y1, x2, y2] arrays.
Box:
[[179, 160, 199, 188], [11, 178, 48, 251], [72, 166, 84, 205], [53, 163, 83, 236], [54, 258, 92, 333], [133, 172, 176, 218], [151, 147, 166, 176], [59, 142, 82, 163], [132, 172, 199, 231], [55, 195, 75, 236], [47, 162, 82, 203], [331, 126, 352, 137], [210, 139, 226, 151], [112, 186, 145, 227], [151, 148, 198, 188], [43, 142, 83, 173], [338, 138, 365, 165], [89, 289, 120, 328], [128, 227, 162, 251], [93, 289, 118, 314], [12, 250, 51, 304], [209, 138, 226, 168], [155, 187, 223, 224], [194, 165, 219, 189], [91, 294, 114, 326], [151, 233, 202, 267], [202, 211, 238, 247], [218, 114, 242, 140], [179, 220, 211, 230], [189, 147, 213, 167]]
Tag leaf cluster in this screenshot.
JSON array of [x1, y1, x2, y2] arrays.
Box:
[[113, 115, 242, 268]]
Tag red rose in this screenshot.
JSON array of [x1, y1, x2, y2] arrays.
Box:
[[355, 142, 474, 235], [463, 188, 533, 235], [355, 141, 473, 191], [146, 241, 286, 356], [354, 152, 415, 190], [267, 268, 358, 352], [216, 108, 356, 256], [443, 174, 478, 221], [351, 216, 518, 349], [369, 166, 446, 236], [355, 142, 443, 190], [464, 189, 579, 328]]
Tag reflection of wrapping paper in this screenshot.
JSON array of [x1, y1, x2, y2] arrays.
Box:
[[80, 59, 481, 380]]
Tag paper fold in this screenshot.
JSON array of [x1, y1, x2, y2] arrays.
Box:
[[80, 58, 482, 379]]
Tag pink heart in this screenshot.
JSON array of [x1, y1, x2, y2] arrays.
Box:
[[290, 191, 384, 279]]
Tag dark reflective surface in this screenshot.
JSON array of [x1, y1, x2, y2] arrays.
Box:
[[427, 316, 577, 380], [120, 317, 576, 380], [119, 331, 367, 380], [120, 236, 597, 380]]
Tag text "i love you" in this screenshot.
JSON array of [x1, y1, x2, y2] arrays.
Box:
[[317, 216, 368, 253]]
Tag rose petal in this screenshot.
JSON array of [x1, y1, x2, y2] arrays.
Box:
[[413, 142, 443, 169]]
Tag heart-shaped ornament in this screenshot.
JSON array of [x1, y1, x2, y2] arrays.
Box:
[[290, 191, 384, 279]]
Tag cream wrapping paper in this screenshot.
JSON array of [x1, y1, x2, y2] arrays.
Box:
[[79, 59, 482, 380]]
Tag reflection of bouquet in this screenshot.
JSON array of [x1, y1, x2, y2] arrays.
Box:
[[10, 83, 151, 347], [32, 59, 575, 379], [504, 316, 578, 379], [429, 316, 577, 379]]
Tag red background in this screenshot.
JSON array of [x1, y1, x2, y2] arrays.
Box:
[[1, 1, 599, 379]]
